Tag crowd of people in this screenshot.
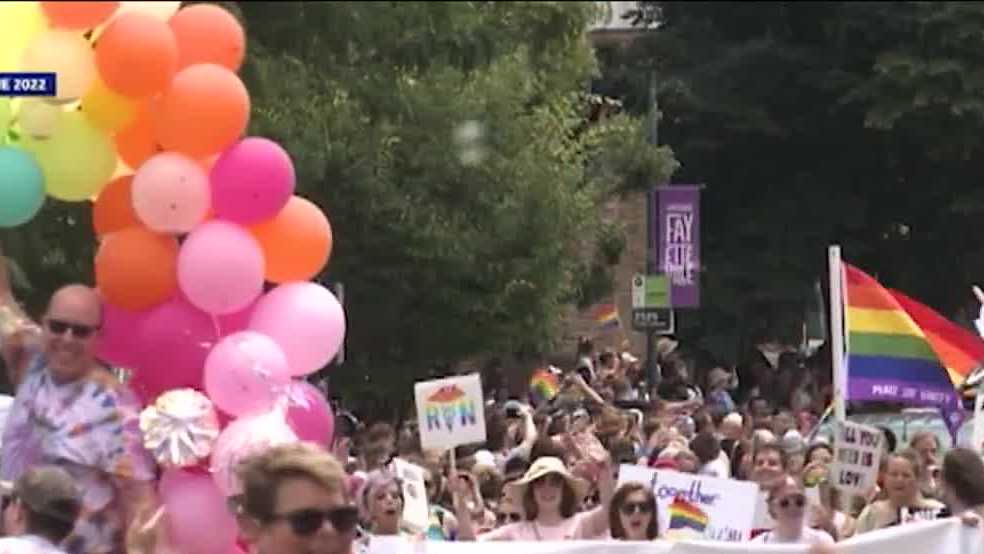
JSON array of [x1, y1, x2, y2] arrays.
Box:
[[1, 254, 984, 554]]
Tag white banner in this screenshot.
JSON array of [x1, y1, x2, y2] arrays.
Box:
[[369, 519, 983, 554]]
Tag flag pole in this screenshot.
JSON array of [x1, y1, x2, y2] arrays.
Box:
[[829, 246, 847, 422]]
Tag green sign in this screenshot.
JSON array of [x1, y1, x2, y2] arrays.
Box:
[[632, 274, 670, 308]]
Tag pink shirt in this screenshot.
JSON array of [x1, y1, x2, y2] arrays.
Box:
[[478, 509, 607, 541]]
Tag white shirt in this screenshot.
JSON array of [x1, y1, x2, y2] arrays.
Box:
[[699, 451, 731, 479], [0, 535, 70, 554], [751, 526, 835, 545]]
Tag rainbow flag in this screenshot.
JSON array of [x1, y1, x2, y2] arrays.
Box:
[[890, 290, 984, 388], [592, 303, 620, 330], [844, 264, 962, 423], [667, 497, 707, 532], [529, 368, 560, 405]]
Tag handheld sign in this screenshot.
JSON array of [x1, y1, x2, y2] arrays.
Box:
[[619, 465, 759, 542], [414, 374, 487, 451], [831, 421, 883, 495], [390, 458, 429, 533]]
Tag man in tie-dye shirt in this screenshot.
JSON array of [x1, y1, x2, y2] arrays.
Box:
[[0, 270, 156, 554]]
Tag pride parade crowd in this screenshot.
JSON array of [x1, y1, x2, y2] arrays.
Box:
[[1, 242, 984, 554]]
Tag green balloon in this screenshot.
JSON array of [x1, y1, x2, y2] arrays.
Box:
[[0, 147, 45, 227]]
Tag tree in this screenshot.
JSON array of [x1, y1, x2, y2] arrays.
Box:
[[237, 2, 677, 414], [593, 2, 984, 360]]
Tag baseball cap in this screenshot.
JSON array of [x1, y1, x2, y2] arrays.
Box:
[[11, 466, 81, 524]]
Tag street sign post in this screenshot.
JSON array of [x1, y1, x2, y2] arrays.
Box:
[[632, 273, 670, 309], [631, 307, 675, 334]]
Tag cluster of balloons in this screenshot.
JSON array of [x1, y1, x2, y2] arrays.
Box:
[[0, 4, 343, 554]]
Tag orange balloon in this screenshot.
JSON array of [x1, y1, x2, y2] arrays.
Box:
[[115, 104, 160, 169], [95, 227, 178, 311], [154, 64, 249, 157], [42, 1, 118, 29], [169, 4, 245, 71], [250, 196, 333, 283], [93, 175, 140, 235], [94, 12, 177, 98]]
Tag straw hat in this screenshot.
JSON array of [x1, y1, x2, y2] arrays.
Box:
[[505, 457, 589, 500]]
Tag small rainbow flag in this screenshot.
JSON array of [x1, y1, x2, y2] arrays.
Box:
[[529, 367, 560, 405], [844, 265, 962, 421], [667, 497, 707, 532], [592, 303, 620, 330]]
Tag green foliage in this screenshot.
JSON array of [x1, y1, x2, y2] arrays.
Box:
[[239, 1, 676, 409], [593, 1, 984, 359]]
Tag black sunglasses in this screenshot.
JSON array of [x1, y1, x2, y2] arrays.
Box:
[[497, 512, 522, 524], [777, 495, 806, 509], [620, 501, 653, 515], [45, 319, 98, 339], [268, 506, 360, 537]]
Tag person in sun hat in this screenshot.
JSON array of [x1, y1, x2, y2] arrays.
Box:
[[454, 454, 614, 541], [0, 465, 82, 553]]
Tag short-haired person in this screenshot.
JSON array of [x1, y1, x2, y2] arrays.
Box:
[[752, 476, 835, 545], [751, 443, 788, 494], [234, 443, 360, 554], [0, 254, 156, 553], [940, 448, 984, 521], [0, 466, 82, 553]]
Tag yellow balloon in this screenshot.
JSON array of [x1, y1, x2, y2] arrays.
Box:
[[0, 99, 11, 139], [0, 2, 44, 72], [21, 30, 97, 102], [17, 99, 62, 139], [22, 112, 116, 201], [82, 78, 138, 132]]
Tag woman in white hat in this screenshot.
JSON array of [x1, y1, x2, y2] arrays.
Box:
[[454, 454, 614, 541]]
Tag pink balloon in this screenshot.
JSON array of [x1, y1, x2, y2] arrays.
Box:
[[97, 302, 148, 368], [210, 137, 295, 224], [178, 221, 265, 315], [163, 470, 237, 554], [285, 380, 334, 446], [139, 295, 220, 377], [215, 297, 257, 337], [210, 410, 297, 496], [204, 331, 290, 417], [128, 362, 205, 406], [249, 282, 345, 376], [132, 152, 210, 233]]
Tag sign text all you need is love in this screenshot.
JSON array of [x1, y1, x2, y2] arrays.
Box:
[[414, 374, 487, 451]]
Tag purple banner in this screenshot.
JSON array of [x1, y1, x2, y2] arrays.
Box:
[[650, 186, 701, 307], [848, 376, 964, 440]]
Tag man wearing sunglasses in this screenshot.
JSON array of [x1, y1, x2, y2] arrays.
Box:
[[236, 442, 361, 554], [752, 476, 835, 545], [0, 253, 156, 554]]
